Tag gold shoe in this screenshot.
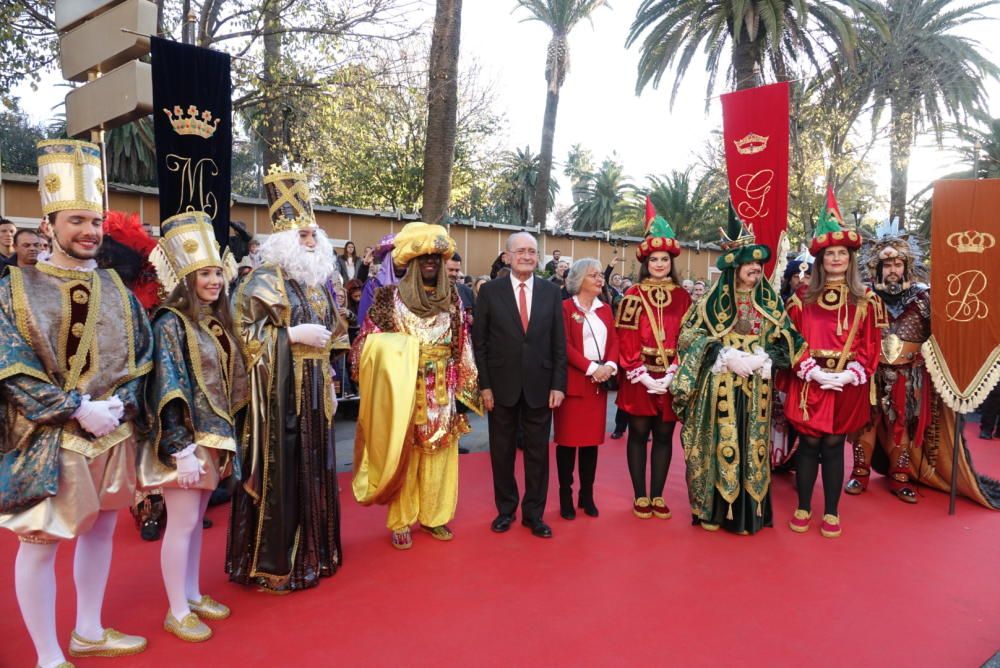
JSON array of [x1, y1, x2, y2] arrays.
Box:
[[650, 497, 672, 519], [420, 524, 454, 541], [164, 611, 213, 642], [68, 628, 147, 657], [632, 497, 652, 519], [35, 663, 74, 668], [700, 521, 720, 532], [188, 595, 231, 620]]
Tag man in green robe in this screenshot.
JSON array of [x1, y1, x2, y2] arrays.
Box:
[[671, 220, 805, 535]]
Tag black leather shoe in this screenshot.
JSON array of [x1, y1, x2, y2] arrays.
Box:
[[491, 514, 514, 533], [522, 520, 553, 538], [559, 488, 576, 520], [458, 447, 470, 454], [610, 430, 624, 439], [979, 428, 994, 441]]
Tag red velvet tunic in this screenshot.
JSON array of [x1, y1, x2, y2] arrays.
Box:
[[782, 284, 883, 437], [614, 279, 691, 420], [553, 298, 619, 446]]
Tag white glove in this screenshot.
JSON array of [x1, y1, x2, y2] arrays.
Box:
[[106, 395, 125, 421], [725, 350, 756, 378], [637, 373, 668, 395], [288, 323, 332, 348], [73, 396, 120, 438], [661, 363, 678, 389], [805, 366, 827, 384], [173, 444, 206, 489], [749, 346, 771, 379], [817, 370, 854, 391]]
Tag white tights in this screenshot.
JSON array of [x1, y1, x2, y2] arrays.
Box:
[[160, 488, 211, 620], [15, 509, 119, 668]]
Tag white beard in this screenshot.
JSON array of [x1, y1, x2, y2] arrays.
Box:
[[259, 229, 336, 287]]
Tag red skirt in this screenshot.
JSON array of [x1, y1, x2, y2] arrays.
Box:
[[554, 387, 610, 447], [616, 372, 679, 421]]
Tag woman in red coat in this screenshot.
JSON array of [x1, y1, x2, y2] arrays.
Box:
[[615, 213, 691, 520], [784, 218, 884, 538], [553, 258, 620, 519]]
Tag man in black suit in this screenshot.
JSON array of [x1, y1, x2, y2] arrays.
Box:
[[473, 232, 567, 538]]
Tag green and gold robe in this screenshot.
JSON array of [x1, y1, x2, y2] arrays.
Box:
[[671, 274, 805, 534]]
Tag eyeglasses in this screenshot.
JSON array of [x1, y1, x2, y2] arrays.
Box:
[[585, 272, 604, 281], [511, 248, 537, 256]]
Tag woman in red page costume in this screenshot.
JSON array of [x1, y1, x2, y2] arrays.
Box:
[[615, 207, 691, 521], [783, 211, 884, 538]]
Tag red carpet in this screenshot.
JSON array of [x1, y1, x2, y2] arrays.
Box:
[[3, 423, 1000, 667]]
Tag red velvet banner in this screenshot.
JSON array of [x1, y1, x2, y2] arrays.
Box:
[[721, 82, 790, 280], [923, 179, 1000, 413]]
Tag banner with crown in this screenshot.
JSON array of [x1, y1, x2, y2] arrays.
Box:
[[720, 81, 790, 282], [151, 36, 232, 249], [921, 179, 1000, 413]]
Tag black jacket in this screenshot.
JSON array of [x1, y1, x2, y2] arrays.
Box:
[[473, 275, 567, 409]]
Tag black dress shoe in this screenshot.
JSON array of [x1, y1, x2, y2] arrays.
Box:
[[491, 514, 514, 533], [979, 428, 994, 441], [458, 447, 470, 454], [522, 519, 553, 538], [610, 430, 624, 439]]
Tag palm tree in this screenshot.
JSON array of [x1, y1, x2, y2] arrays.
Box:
[[495, 146, 559, 226], [861, 0, 1000, 225], [563, 143, 594, 204], [514, 0, 609, 228], [626, 0, 884, 103], [571, 159, 635, 232], [422, 0, 463, 225], [643, 169, 722, 241]]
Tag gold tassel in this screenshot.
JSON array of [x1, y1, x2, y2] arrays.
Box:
[[727, 503, 734, 521], [756, 500, 762, 517], [149, 245, 180, 295], [799, 382, 810, 421]]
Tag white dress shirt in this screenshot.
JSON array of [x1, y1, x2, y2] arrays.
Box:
[[510, 273, 534, 318], [572, 296, 617, 376]]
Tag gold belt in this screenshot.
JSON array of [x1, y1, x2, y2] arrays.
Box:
[[641, 345, 675, 373], [415, 344, 451, 425], [810, 349, 855, 370]]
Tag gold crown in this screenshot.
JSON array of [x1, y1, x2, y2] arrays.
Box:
[[734, 132, 769, 156], [947, 229, 996, 254], [162, 105, 221, 139], [718, 221, 757, 250], [263, 164, 316, 232]]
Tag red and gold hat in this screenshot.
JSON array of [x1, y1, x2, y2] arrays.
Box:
[[636, 197, 680, 260], [809, 185, 861, 256]]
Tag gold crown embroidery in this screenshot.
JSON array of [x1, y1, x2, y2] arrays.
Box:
[[947, 229, 995, 254], [734, 132, 769, 156], [163, 105, 221, 139]]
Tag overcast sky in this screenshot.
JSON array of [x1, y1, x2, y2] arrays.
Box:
[[15, 0, 1000, 220]]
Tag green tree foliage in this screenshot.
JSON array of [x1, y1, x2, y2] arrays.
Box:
[[571, 157, 634, 232], [0, 108, 48, 173], [621, 168, 723, 241], [859, 0, 1000, 225], [563, 143, 594, 203], [0, 1, 56, 108], [626, 0, 884, 103], [473, 146, 559, 226]]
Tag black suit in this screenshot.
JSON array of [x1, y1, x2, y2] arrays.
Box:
[[473, 275, 567, 523]]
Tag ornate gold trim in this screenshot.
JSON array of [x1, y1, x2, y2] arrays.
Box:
[[61, 421, 134, 458]]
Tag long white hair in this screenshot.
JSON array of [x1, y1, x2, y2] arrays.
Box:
[[259, 228, 336, 287]]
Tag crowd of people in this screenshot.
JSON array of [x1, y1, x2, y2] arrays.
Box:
[[0, 139, 989, 668]]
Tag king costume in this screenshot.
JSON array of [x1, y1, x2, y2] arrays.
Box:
[[671, 219, 805, 535], [351, 222, 482, 550], [0, 139, 153, 664], [847, 225, 930, 502], [226, 167, 349, 592]]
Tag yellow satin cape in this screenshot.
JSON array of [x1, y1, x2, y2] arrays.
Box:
[[352, 333, 420, 506]]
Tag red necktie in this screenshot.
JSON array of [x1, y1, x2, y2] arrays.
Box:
[[518, 282, 529, 332]]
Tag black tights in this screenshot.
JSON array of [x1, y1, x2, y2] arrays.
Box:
[[794, 433, 846, 516], [626, 415, 675, 499]]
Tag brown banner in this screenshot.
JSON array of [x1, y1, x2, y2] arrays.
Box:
[[923, 179, 1000, 413]]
